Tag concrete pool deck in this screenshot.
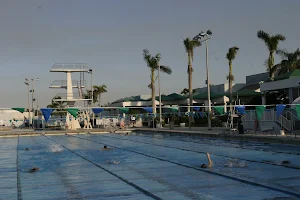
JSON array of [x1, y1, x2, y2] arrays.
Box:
[[1, 132, 300, 199]]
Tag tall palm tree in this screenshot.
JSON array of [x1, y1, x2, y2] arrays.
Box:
[[183, 37, 201, 126], [93, 84, 107, 106], [143, 49, 172, 114], [257, 30, 286, 80], [226, 46, 239, 105], [275, 48, 300, 75]]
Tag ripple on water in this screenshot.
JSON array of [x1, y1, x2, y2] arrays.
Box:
[[47, 143, 64, 153]]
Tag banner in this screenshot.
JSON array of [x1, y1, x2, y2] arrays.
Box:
[[255, 106, 266, 120], [193, 107, 200, 111], [67, 108, 79, 118], [118, 108, 129, 113], [142, 107, 153, 113], [92, 108, 104, 114], [235, 106, 245, 115], [276, 104, 286, 116], [12, 108, 25, 113], [295, 105, 300, 118], [40, 108, 54, 122], [214, 106, 224, 115]]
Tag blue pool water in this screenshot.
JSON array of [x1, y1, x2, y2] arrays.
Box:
[[1, 132, 300, 199]]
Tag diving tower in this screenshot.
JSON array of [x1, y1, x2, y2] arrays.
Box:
[[49, 63, 93, 130], [50, 63, 91, 106]]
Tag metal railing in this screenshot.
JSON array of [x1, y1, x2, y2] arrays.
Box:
[[276, 114, 293, 131], [52, 93, 91, 101], [49, 80, 86, 88], [243, 109, 275, 122]]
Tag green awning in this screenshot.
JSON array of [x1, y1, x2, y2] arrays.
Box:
[[274, 69, 300, 81], [155, 93, 187, 101]]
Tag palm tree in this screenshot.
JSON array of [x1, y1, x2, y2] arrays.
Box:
[[257, 30, 286, 80], [181, 88, 189, 95], [226, 46, 239, 105], [143, 49, 172, 114], [275, 48, 300, 75], [93, 84, 107, 106], [183, 37, 201, 126]]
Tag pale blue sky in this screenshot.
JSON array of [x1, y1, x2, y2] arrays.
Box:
[[0, 0, 299, 108]]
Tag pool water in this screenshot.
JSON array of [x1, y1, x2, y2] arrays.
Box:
[[1, 132, 300, 199]]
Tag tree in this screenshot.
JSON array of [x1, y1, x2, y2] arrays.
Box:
[[257, 30, 286, 80], [183, 37, 201, 127], [181, 88, 189, 95], [93, 84, 107, 106], [46, 96, 66, 116], [143, 49, 172, 114], [181, 88, 196, 95], [274, 48, 300, 75], [226, 46, 239, 105]]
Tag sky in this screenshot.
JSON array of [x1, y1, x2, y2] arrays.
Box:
[[0, 0, 300, 108]]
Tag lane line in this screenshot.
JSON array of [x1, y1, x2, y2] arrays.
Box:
[[71, 134, 300, 198], [17, 136, 22, 200], [43, 135, 162, 200], [98, 134, 300, 170]]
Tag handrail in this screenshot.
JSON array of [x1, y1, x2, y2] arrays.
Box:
[[276, 114, 292, 131]]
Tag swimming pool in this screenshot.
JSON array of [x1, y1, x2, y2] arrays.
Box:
[[1, 132, 300, 199]]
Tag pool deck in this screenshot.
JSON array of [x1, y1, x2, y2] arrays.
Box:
[[1, 127, 300, 146]]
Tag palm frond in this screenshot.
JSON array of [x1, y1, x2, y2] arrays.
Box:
[[158, 65, 172, 74], [226, 46, 239, 61], [226, 74, 235, 81], [273, 34, 286, 41], [276, 49, 289, 58], [183, 38, 201, 61], [257, 30, 270, 43]]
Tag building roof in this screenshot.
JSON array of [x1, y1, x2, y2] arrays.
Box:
[[230, 89, 261, 97], [236, 83, 260, 91], [112, 95, 150, 104], [274, 69, 300, 81], [193, 92, 224, 99], [156, 93, 187, 101]]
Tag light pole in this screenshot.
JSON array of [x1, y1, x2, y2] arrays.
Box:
[[156, 55, 162, 128], [87, 69, 94, 126], [29, 78, 39, 128], [193, 30, 212, 130], [24, 79, 30, 126]]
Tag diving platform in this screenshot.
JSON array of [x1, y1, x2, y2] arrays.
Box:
[[50, 63, 88, 72], [49, 80, 86, 89]]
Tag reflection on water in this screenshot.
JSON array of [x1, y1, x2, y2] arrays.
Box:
[[224, 158, 247, 168], [47, 143, 64, 153]]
